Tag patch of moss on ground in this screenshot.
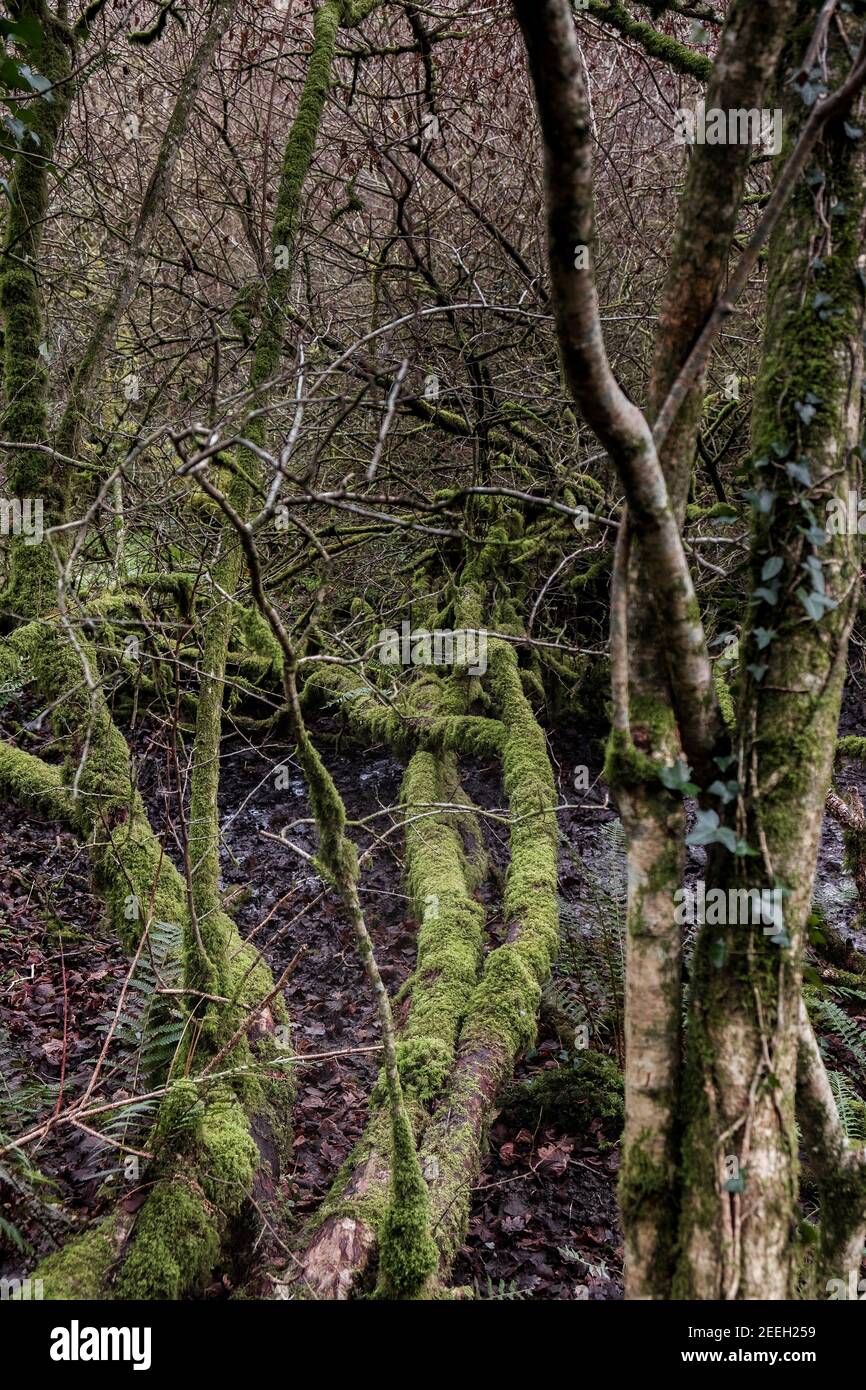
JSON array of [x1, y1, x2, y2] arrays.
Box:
[[497, 1051, 623, 1142]]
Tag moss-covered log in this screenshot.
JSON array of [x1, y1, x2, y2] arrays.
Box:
[[0, 624, 294, 1298], [295, 632, 561, 1295], [296, 730, 488, 1296]]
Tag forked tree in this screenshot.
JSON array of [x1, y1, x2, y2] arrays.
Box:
[[513, 0, 866, 1299]]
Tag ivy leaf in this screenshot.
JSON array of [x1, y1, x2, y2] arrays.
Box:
[[659, 759, 699, 796], [753, 586, 779, 606], [801, 554, 824, 592], [2, 114, 27, 144], [714, 754, 737, 773], [743, 489, 776, 515], [786, 458, 812, 487], [685, 811, 745, 858], [797, 587, 838, 621], [761, 556, 784, 581], [800, 523, 828, 547], [845, 122, 864, 140], [17, 64, 52, 99], [747, 663, 768, 682], [686, 808, 721, 846], [794, 400, 817, 426], [708, 779, 740, 804], [752, 626, 776, 649], [0, 15, 43, 47]]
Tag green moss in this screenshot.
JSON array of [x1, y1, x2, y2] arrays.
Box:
[[115, 1181, 220, 1300], [375, 1110, 438, 1299], [586, 0, 713, 79], [401, 749, 486, 1064], [314, 1107, 394, 1232], [461, 641, 559, 1056], [605, 689, 684, 791], [238, 605, 284, 674], [604, 728, 662, 789], [198, 1090, 260, 1212], [112, 1079, 259, 1299], [686, 502, 740, 522], [498, 1051, 623, 1139], [6, 622, 188, 948], [713, 666, 736, 731], [418, 1118, 482, 1273], [0, 739, 73, 823], [377, 1036, 453, 1104], [303, 664, 505, 759], [5, 621, 293, 1295], [37, 1211, 127, 1300], [187, 544, 243, 1007], [619, 1130, 677, 1299]]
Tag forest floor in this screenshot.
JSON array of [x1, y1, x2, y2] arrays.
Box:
[[2, 682, 866, 1300]]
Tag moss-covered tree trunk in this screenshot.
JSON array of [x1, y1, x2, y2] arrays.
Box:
[[514, 0, 866, 1302], [675, 5, 866, 1298], [605, 0, 795, 1300], [1, 0, 72, 619]]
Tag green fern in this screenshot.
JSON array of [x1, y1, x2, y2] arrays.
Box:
[[826, 1070, 866, 1141], [814, 997, 866, 1071], [88, 919, 184, 1166], [476, 1274, 528, 1301]]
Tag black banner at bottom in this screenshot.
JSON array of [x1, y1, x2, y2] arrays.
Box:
[[0, 1295, 858, 1377]]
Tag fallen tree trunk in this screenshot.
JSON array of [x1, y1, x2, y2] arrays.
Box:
[[295, 631, 561, 1296], [0, 625, 294, 1298]]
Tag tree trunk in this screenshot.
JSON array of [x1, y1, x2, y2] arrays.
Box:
[[676, 6, 866, 1296]]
